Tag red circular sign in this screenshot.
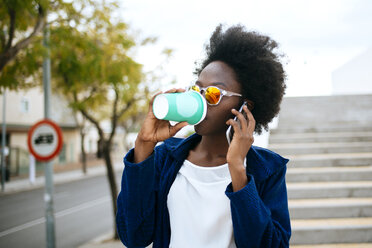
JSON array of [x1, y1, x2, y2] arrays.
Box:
[[27, 119, 63, 161]]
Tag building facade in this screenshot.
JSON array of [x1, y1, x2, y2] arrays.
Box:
[[0, 87, 99, 179]]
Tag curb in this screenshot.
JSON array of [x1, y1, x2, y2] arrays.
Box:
[[0, 163, 123, 195], [77, 232, 124, 248]]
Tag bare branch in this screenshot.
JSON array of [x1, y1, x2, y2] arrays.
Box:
[[0, 30, 5, 51], [5, 7, 16, 50], [73, 92, 104, 139], [108, 88, 119, 143], [117, 97, 138, 119], [12, 4, 45, 51], [108, 91, 138, 144], [80, 108, 104, 137]]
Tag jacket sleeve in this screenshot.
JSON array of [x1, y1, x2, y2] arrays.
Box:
[[116, 146, 164, 247], [225, 164, 291, 248]]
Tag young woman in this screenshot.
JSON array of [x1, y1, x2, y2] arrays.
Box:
[[117, 24, 291, 248]]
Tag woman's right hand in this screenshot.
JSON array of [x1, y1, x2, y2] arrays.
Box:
[[134, 88, 189, 163]]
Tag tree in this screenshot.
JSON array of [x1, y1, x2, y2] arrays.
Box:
[[0, 0, 45, 90], [72, 110, 88, 174], [50, 1, 148, 239], [0, 0, 85, 91], [1, 0, 173, 239]]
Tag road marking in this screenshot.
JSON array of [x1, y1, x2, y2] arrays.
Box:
[[55, 196, 110, 218], [0, 218, 45, 238], [0, 196, 110, 238]]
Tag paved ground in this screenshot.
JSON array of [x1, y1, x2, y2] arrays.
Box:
[[0, 160, 125, 248]]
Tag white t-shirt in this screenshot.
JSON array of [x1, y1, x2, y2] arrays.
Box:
[[167, 159, 237, 248]]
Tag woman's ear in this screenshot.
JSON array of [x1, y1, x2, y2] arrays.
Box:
[[245, 100, 254, 111]]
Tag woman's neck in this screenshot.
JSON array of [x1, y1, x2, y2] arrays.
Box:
[[189, 133, 230, 166]]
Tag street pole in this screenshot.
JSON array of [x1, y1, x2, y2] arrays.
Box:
[[43, 23, 56, 248], [1, 89, 6, 192]]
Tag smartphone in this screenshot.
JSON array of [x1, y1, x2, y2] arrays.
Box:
[[226, 102, 247, 145]]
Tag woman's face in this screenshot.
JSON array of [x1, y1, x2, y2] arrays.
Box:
[[194, 61, 243, 136]]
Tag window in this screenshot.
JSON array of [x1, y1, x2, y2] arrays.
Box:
[[20, 98, 29, 113]]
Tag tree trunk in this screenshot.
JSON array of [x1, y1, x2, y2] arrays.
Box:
[[102, 140, 119, 239], [80, 130, 87, 174], [97, 138, 104, 158]]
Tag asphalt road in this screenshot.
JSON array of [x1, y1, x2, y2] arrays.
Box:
[[0, 172, 123, 248]]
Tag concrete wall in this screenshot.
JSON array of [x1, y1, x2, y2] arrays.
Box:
[[278, 94, 372, 128], [10, 133, 29, 151], [332, 47, 372, 95]]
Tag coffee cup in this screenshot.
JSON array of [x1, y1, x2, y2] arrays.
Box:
[[152, 91, 207, 125]]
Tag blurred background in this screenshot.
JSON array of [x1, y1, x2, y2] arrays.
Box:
[[0, 0, 371, 247]]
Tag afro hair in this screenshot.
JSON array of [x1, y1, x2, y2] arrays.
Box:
[[195, 24, 286, 134]]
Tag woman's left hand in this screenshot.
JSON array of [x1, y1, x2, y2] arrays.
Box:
[[225, 105, 256, 191]]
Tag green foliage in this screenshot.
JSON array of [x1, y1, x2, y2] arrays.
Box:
[[50, 0, 145, 131], [0, 0, 88, 91], [0, 0, 45, 90], [1, 0, 174, 132], [0, 0, 48, 34], [0, 40, 44, 90], [0, 1, 174, 239]]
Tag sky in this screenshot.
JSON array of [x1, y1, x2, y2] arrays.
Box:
[[119, 0, 372, 97]]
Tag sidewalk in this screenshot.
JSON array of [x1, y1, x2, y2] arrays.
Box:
[[78, 232, 124, 248], [77, 232, 152, 248], [0, 161, 124, 194]]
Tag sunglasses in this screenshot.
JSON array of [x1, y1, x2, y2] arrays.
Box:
[[188, 84, 242, 105]]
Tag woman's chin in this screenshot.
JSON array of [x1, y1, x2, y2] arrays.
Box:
[[194, 119, 207, 135], [194, 118, 225, 136]]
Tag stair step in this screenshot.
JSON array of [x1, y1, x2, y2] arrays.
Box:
[[291, 243, 372, 248], [270, 132, 372, 143], [269, 142, 372, 155], [271, 126, 372, 134], [291, 217, 372, 244], [289, 198, 372, 219], [287, 181, 372, 199], [286, 153, 372, 168], [286, 166, 372, 182]]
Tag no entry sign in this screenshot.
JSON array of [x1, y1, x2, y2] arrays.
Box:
[[27, 119, 63, 161]]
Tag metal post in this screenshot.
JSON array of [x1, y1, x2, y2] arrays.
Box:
[[43, 23, 56, 248], [1, 89, 6, 192]]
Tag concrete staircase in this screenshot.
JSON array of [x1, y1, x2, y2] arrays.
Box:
[[268, 95, 372, 247]]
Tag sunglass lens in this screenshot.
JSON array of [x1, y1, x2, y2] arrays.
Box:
[[189, 85, 200, 92], [205, 87, 221, 105]]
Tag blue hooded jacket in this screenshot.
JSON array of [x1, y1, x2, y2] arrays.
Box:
[[117, 133, 291, 248]]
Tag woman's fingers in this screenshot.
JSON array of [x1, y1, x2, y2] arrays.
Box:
[[149, 91, 163, 111], [169, 121, 188, 136], [227, 105, 256, 144], [243, 105, 256, 134], [164, 88, 186, 94], [175, 88, 186, 93], [231, 108, 248, 133], [226, 118, 242, 136]]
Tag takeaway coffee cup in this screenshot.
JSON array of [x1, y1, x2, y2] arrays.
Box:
[[152, 91, 207, 125]]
